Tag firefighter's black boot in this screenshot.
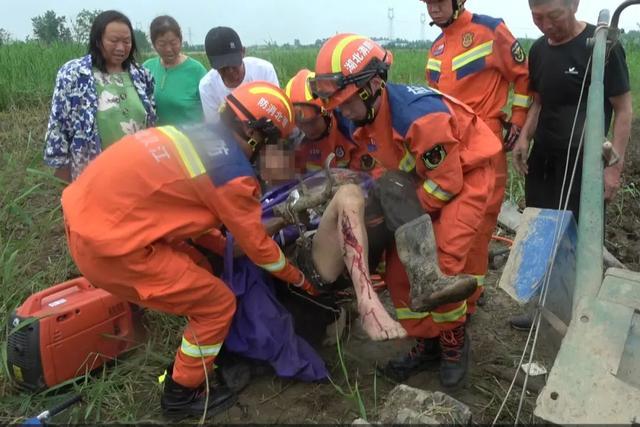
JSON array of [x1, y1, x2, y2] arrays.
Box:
[[377, 337, 440, 382], [161, 365, 237, 420], [439, 324, 470, 389]]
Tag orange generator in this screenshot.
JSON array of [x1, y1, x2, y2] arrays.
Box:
[[7, 277, 140, 391]]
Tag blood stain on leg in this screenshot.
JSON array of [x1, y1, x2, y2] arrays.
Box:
[[341, 214, 373, 300]]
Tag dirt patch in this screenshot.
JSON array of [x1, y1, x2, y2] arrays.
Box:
[[605, 119, 640, 271], [208, 266, 546, 424]]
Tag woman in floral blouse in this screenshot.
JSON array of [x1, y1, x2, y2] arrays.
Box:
[[44, 10, 156, 182]]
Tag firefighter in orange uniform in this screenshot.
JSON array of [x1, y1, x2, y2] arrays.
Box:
[[285, 68, 389, 178], [310, 34, 502, 388], [285, 69, 356, 173], [61, 81, 316, 419], [422, 0, 532, 310]]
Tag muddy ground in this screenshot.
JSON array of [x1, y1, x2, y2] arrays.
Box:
[[605, 120, 640, 271], [205, 265, 547, 425]]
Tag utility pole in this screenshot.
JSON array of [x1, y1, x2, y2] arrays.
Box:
[[388, 8, 394, 43], [188, 27, 192, 47], [420, 13, 426, 41]]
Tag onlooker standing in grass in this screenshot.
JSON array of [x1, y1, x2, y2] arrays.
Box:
[[143, 16, 207, 126], [199, 26, 279, 124], [510, 0, 632, 330], [44, 10, 156, 183], [513, 0, 632, 213]]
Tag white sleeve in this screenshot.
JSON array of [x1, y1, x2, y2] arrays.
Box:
[[199, 74, 220, 123], [265, 63, 280, 88]]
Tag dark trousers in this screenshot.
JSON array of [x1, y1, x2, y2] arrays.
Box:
[[525, 144, 583, 223]]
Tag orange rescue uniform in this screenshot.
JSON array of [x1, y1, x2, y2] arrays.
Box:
[[295, 114, 357, 173], [348, 83, 502, 337], [426, 10, 531, 309], [62, 125, 304, 388]]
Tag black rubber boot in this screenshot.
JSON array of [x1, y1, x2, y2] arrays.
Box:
[[439, 325, 470, 389], [509, 311, 534, 331], [377, 337, 440, 382], [395, 215, 478, 311], [161, 366, 237, 420]]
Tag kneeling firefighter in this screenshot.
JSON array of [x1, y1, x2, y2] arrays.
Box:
[[61, 81, 317, 419]]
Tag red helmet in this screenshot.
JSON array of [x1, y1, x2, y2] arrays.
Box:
[[285, 69, 327, 123], [225, 81, 295, 147], [310, 34, 393, 110]]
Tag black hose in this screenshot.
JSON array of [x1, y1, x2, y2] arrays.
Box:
[[611, 0, 640, 30]]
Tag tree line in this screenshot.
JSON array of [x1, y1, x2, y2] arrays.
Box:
[[0, 9, 152, 51], [1, 10, 640, 50]]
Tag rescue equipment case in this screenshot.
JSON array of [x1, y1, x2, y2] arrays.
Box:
[[6, 277, 139, 391]]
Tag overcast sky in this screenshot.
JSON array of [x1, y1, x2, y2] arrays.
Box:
[[2, 0, 640, 45]]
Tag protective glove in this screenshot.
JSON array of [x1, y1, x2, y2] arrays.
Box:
[[503, 122, 521, 152]]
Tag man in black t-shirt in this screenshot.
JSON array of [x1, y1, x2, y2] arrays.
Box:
[[509, 0, 632, 330], [513, 0, 632, 220]]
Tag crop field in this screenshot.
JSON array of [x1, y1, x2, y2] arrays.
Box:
[[0, 41, 639, 423]]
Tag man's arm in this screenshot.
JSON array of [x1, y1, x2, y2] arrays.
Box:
[[512, 94, 541, 175], [45, 66, 74, 184], [604, 91, 633, 201]]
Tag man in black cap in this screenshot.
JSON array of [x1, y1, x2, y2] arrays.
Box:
[[199, 26, 280, 124]]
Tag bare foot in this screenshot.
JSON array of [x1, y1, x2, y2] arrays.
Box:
[[358, 300, 407, 341]]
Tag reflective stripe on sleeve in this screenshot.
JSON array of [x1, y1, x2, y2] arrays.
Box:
[[398, 146, 416, 172], [258, 248, 287, 272], [512, 93, 532, 108], [422, 179, 454, 202]]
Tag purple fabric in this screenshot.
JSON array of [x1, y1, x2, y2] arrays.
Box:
[[221, 234, 328, 382], [260, 169, 374, 247]]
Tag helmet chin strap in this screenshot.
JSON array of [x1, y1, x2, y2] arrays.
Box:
[[352, 81, 386, 127]]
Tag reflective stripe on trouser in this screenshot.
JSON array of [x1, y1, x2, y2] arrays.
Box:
[[384, 243, 467, 338], [66, 231, 236, 389], [465, 146, 506, 314]]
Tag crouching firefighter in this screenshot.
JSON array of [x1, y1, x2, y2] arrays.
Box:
[[61, 81, 318, 419], [310, 34, 503, 388]]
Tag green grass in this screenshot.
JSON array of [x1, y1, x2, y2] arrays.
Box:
[[627, 44, 640, 116], [0, 42, 85, 111]]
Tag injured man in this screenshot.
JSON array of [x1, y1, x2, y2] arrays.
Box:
[[264, 162, 478, 343]]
